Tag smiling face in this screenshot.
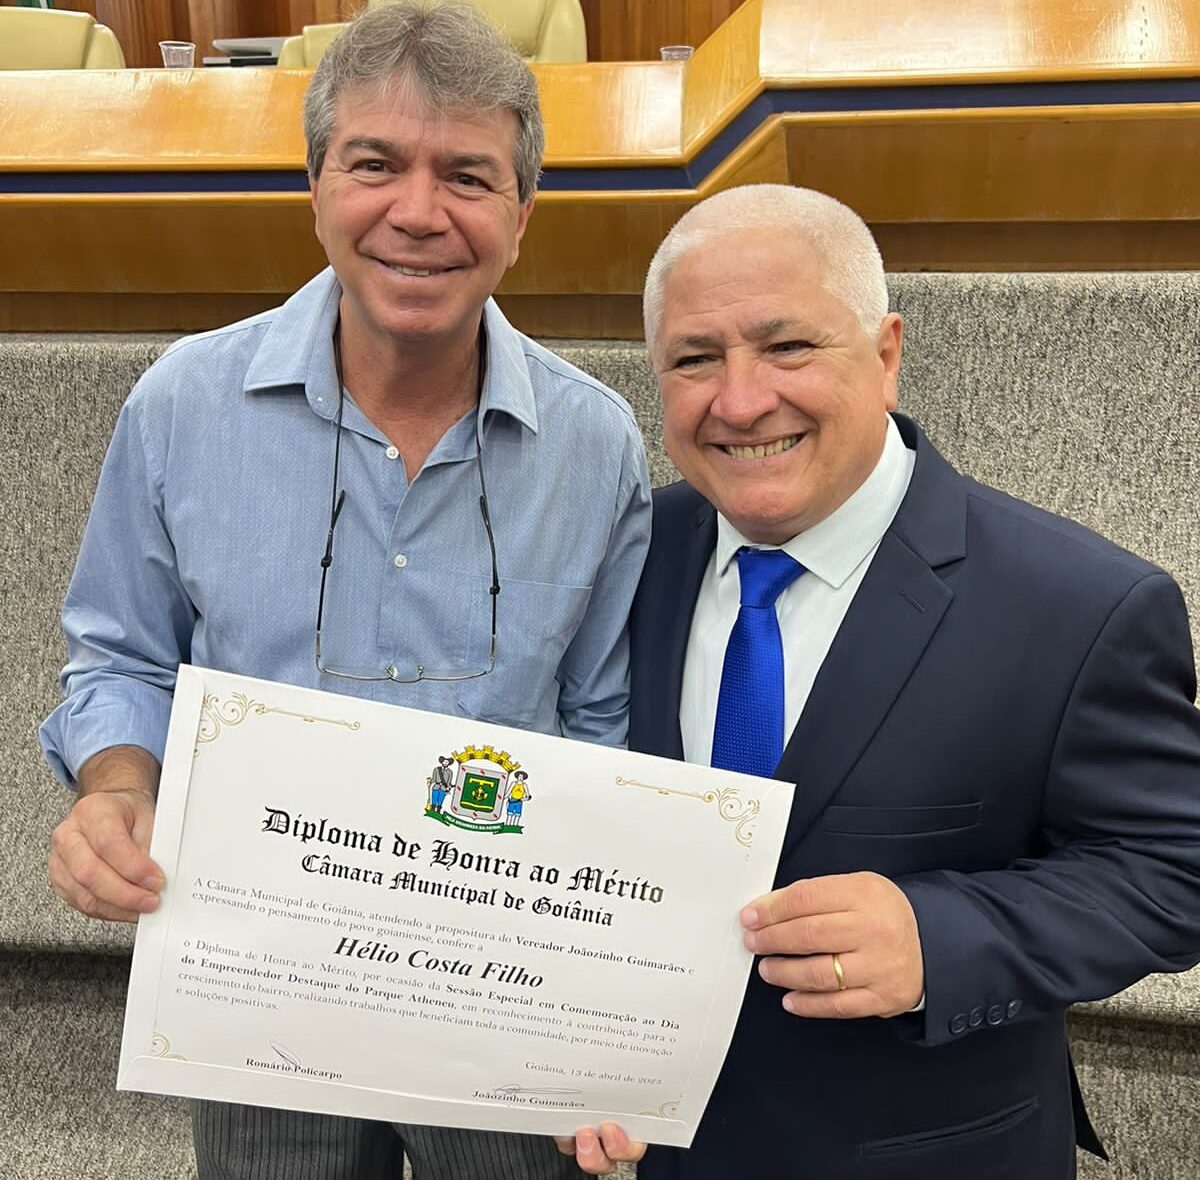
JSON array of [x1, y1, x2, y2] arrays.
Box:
[[653, 229, 903, 543], [310, 81, 533, 358]]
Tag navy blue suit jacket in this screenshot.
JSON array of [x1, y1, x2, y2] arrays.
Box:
[[629, 415, 1200, 1180]]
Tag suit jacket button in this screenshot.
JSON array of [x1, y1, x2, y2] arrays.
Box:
[[986, 1004, 1004, 1026], [968, 1006, 985, 1028], [949, 1013, 968, 1035], [1006, 999, 1022, 1019]]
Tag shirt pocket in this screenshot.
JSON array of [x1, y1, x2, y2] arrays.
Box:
[[455, 576, 593, 731]]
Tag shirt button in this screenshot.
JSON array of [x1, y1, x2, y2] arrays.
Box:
[[385, 445, 399, 460], [393, 554, 407, 569]]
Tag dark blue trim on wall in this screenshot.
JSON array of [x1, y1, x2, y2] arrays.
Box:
[[0, 169, 312, 194], [4, 75, 1198, 196]]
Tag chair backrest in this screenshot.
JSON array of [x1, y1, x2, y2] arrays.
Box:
[[460, 0, 586, 60], [0, 8, 125, 70], [276, 0, 586, 68], [276, 22, 346, 69]]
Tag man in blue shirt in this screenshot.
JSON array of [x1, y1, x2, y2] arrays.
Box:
[[40, 4, 650, 1178]]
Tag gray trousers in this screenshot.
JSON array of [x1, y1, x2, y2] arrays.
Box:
[[192, 1101, 585, 1180]]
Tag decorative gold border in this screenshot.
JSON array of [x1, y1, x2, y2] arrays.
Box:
[[196, 692, 361, 750], [150, 1033, 187, 1061], [615, 776, 760, 848], [638, 1099, 682, 1119]]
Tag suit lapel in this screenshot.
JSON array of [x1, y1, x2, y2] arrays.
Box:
[[662, 500, 717, 760], [641, 490, 716, 760], [776, 532, 953, 847], [775, 418, 968, 849]]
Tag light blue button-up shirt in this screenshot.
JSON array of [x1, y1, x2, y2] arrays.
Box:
[[40, 269, 651, 784]]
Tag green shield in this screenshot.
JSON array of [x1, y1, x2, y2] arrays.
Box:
[[460, 771, 500, 813]]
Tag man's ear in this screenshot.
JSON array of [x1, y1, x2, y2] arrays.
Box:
[[509, 197, 535, 267], [309, 173, 323, 242], [877, 313, 903, 411]]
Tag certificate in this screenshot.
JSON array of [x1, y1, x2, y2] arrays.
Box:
[[119, 666, 793, 1146]]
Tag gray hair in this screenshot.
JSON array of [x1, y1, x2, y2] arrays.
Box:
[[643, 184, 889, 356], [304, 0, 545, 203]]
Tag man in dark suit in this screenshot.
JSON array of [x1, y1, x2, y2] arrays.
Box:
[[557, 184, 1200, 1178]]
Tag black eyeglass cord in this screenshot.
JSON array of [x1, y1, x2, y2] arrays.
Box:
[[476, 456, 500, 601], [316, 325, 500, 682], [316, 356, 348, 628]]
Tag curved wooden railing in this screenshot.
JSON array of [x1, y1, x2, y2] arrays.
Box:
[[2, 0, 1199, 334]]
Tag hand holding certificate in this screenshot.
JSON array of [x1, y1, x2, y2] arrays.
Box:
[[119, 667, 793, 1146]]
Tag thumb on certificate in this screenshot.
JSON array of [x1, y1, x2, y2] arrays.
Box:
[[130, 790, 158, 856], [49, 788, 163, 923]]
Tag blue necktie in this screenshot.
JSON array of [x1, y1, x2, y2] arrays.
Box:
[[711, 547, 805, 777]]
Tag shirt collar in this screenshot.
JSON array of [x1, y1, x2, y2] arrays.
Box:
[[715, 415, 915, 589], [242, 267, 342, 419], [241, 266, 539, 437], [477, 297, 539, 437]]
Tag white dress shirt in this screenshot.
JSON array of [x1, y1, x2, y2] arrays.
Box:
[[680, 415, 916, 765]]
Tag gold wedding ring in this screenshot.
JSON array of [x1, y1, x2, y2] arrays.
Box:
[[831, 952, 847, 991]]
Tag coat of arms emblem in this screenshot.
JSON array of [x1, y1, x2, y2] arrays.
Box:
[[425, 744, 531, 835]]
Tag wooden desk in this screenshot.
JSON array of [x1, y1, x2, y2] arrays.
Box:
[[3, 0, 1200, 335]]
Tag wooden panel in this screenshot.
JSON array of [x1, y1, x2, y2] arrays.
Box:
[[0, 70, 309, 170], [0, 0, 270, 56], [536, 62, 684, 162], [0, 291, 282, 332], [872, 221, 1200, 272], [93, 0, 179, 68], [580, 0, 748, 62], [5, 0, 1200, 333], [581, 0, 601, 63], [7, 0, 1200, 174], [508, 197, 691, 294], [286, 0, 315, 26], [33, 1, 97, 13], [0, 195, 322, 293], [702, 117, 788, 189], [242, 0, 358, 34], [9, 216, 1200, 337], [310, 0, 361, 25], [12, 0, 1200, 75], [184, 0, 248, 57], [781, 106, 1200, 221], [271, 0, 293, 36], [496, 294, 645, 339], [680, 0, 763, 152], [0, 0, 97, 9], [234, 2, 297, 43], [0, 64, 682, 171], [760, 0, 1200, 84]]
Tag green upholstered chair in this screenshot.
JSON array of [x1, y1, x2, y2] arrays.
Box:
[[275, 0, 587, 68], [0, 7, 126, 70]]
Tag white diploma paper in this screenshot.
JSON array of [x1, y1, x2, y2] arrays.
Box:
[[118, 666, 793, 1146]]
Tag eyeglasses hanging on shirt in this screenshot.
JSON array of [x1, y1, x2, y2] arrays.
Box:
[[314, 331, 500, 684]]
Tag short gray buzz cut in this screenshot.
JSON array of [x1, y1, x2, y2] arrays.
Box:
[[304, 0, 545, 203], [643, 184, 889, 356]]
